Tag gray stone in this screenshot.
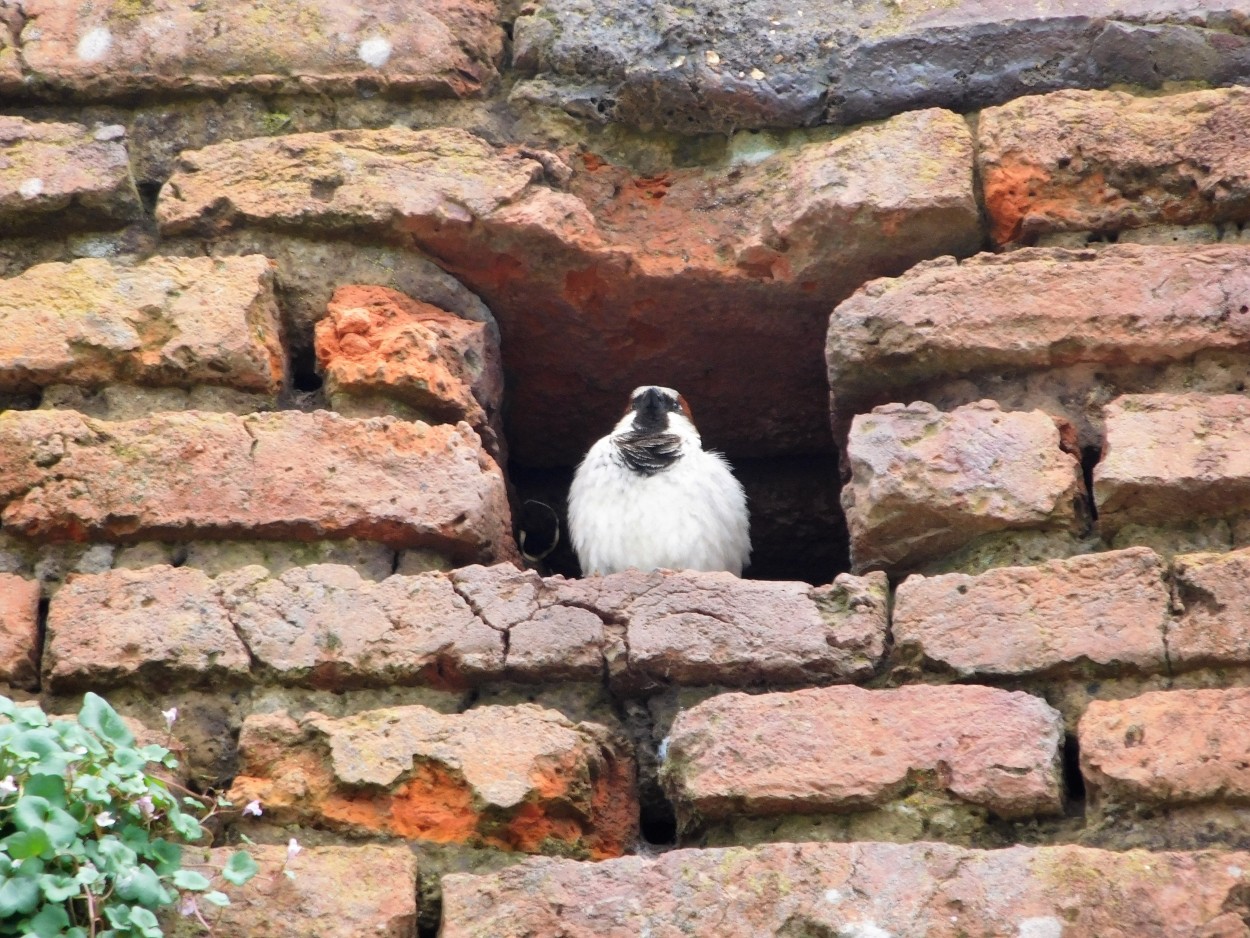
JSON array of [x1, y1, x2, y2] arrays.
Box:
[[513, 0, 1250, 134]]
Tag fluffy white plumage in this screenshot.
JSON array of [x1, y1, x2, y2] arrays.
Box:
[[568, 386, 751, 576]]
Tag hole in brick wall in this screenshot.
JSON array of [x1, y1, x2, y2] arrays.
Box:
[[291, 350, 324, 392], [639, 798, 678, 847], [1062, 732, 1087, 813], [508, 455, 849, 585], [136, 182, 162, 214], [1080, 445, 1101, 523], [34, 597, 49, 693]]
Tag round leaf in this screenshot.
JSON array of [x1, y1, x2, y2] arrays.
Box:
[[0, 875, 40, 917], [171, 869, 211, 891], [25, 901, 71, 937], [221, 850, 259, 886], [201, 890, 230, 908], [77, 694, 134, 748], [38, 872, 81, 903], [2, 828, 51, 860]]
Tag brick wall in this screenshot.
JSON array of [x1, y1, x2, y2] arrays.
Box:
[[5, 0, 1250, 934]]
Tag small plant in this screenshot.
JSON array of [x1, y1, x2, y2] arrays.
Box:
[[0, 693, 258, 937]]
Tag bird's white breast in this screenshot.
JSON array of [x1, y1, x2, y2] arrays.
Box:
[[568, 437, 751, 576]]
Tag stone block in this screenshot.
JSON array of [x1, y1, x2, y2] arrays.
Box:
[[1171, 546, 1250, 669], [842, 400, 1085, 572], [0, 116, 139, 232], [1081, 688, 1250, 809], [229, 704, 637, 858], [0, 409, 517, 563], [893, 547, 1169, 679], [438, 841, 1250, 937], [0, 255, 284, 395], [1095, 394, 1250, 535], [0, 574, 39, 689], [980, 87, 1250, 244], [663, 684, 1064, 825], [16, 0, 503, 98]]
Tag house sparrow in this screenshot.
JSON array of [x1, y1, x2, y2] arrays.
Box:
[[568, 386, 751, 576]]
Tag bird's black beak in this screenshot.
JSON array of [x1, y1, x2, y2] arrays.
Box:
[[632, 387, 669, 431]]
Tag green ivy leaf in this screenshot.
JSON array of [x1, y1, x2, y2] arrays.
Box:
[[166, 808, 202, 842], [201, 890, 230, 908], [0, 695, 16, 719], [146, 840, 182, 875], [221, 850, 259, 886], [13, 795, 79, 849], [38, 872, 81, 903], [113, 865, 170, 907], [77, 694, 135, 748], [22, 775, 66, 807], [2, 828, 51, 860], [12, 705, 49, 728], [11, 730, 71, 776], [171, 869, 211, 891], [128, 904, 162, 937], [0, 874, 40, 917], [25, 900, 71, 937]]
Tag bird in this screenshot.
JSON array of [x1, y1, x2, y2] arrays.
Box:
[[567, 385, 751, 576]]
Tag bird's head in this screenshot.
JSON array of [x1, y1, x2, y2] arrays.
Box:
[[613, 386, 698, 441]]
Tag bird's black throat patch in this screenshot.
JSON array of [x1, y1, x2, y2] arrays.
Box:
[[614, 429, 683, 475]]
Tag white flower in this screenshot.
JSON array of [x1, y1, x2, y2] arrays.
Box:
[[241, 800, 262, 817], [0, 776, 17, 795], [95, 812, 115, 828], [136, 796, 155, 818], [286, 838, 301, 862], [161, 707, 178, 729]]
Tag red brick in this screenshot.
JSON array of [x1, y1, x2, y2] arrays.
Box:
[[442, 841, 1250, 937], [980, 87, 1250, 245], [893, 547, 1169, 679], [156, 117, 979, 462], [450, 564, 888, 690], [229, 704, 637, 857], [217, 563, 503, 689], [1095, 394, 1250, 535], [1171, 546, 1250, 669], [827, 245, 1250, 424], [663, 684, 1064, 825], [165, 844, 417, 938], [0, 255, 285, 395], [842, 400, 1085, 572], [0, 116, 139, 231], [315, 284, 505, 461], [0, 409, 517, 563], [44, 566, 251, 692], [17, 0, 503, 98], [0, 573, 39, 689], [1081, 688, 1250, 809]]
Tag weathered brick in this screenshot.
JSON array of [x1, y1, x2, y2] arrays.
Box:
[[17, 0, 503, 99], [229, 704, 637, 857], [442, 841, 1250, 937], [0, 255, 285, 395], [1095, 393, 1250, 535], [842, 400, 1085, 572], [315, 284, 505, 461], [1171, 546, 1250, 669], [1081, 688, 1250, 809], [449, 564, 606, 683], [513, 0, 1250, 135], [44, 566, 251, 692], [0, 409, 517, 563], [451, 564, 888, 690], [827, 245, 1250, 424], [217, 564, 503, 689], [663, 684, 1064, 825], [893, 548, 1169, 679], [165, 844, 417, 938], [156, 118, 979, 463], [980, 87, 1250, 245], [0, 573, 39, 689], [0, 116, 139, 232]]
